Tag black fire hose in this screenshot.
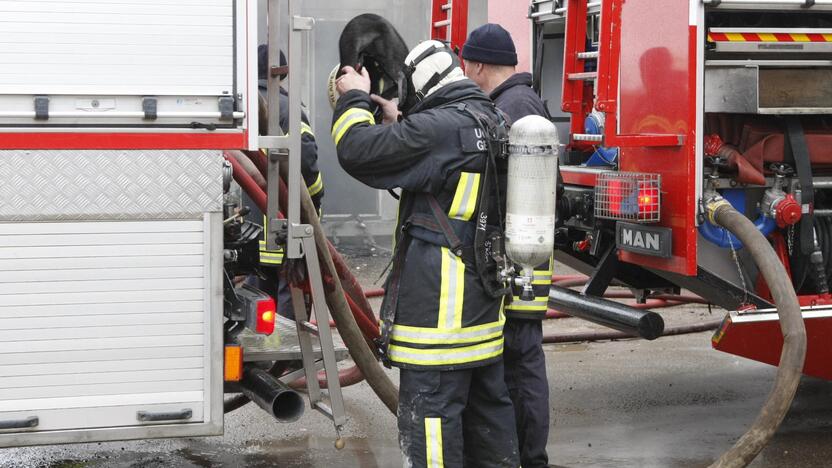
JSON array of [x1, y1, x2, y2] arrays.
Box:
[[706, 196, 807, 468]]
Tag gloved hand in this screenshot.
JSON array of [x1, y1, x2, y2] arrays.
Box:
[[336, 66, 371, 95]]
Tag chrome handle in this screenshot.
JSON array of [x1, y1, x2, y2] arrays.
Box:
[[0, 416, 38, 430], [136, 409, 193, 422]]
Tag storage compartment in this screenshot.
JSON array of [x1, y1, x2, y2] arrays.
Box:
[[0, 0, 257, 150], [0, 150, 223, 447], [705, 65, 832, 114]]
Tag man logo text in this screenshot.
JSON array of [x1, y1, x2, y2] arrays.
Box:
[[621, 228, 660, 251]]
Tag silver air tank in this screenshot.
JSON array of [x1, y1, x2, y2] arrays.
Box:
[[505, 115, 560, 299]]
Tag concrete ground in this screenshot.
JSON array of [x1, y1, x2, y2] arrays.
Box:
[[3, 251, 831, 468]]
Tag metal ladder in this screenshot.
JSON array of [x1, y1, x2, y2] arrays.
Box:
[[262, 0, 346, 441], [561, 0, 604, 147], [560, 0, 683, 149], [431, 0, 470, 52]]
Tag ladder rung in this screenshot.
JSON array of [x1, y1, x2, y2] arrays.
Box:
[[300, 321, 319, 333], [434, 19, 451, 28], [315, 401, 334, 419], [568, 72, 598, 81], [573, 133, 604, 142], [577, 51, 599, 60]]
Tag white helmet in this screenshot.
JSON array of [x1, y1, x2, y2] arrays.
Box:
[[397, 40, 466, 113]]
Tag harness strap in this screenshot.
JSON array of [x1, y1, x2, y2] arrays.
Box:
[[377, 233, 412, 367]]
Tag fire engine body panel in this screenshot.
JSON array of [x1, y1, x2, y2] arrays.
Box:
[[531, 0, 832, 377], [0, 0, 356, 447], [0, 0, 259, 151], [0, 151, 225, 446]]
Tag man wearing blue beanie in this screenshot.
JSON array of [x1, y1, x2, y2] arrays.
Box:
[[463, 23, 554, 468]]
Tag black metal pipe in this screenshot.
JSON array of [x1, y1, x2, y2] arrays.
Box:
[[548, 285, 665, 340], [239, 367, 304, 423]]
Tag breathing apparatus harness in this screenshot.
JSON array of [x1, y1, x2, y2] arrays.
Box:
[[375, 98, 513, 365]]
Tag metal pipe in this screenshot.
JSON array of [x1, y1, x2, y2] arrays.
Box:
[[548, 285, 665, 340], [239, 367, 305, 423]]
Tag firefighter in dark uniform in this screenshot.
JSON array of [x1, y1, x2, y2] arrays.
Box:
[[334, 40, 520, 468], [251, 45, 324, 317], [463, 24, 554, 468]]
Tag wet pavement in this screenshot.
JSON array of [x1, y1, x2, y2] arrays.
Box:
[[2, 253, 831, 468]]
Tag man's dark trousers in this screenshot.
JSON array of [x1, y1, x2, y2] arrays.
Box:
[[504, 318, 549, 468]]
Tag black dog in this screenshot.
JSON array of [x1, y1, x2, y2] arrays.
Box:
[[338, 13, 409, 101]]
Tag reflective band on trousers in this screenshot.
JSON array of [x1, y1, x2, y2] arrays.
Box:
[[391, 318, 504, 345], [438, 247, 465, 330], [425, 418, 444, 468], [448, 172, 481, 221], [506, 297, 548, 311], [331, 108, 374, 146], [388, 338, 504, 366], [533, 272, 554, 286]]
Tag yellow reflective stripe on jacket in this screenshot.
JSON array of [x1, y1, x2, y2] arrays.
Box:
[[391, 317, 504, 345], [307, 172, 324, 197], [437, 247, 465, 330], [425, 418, 444, 468], [505, 296, 549, 311], [301, 122, 315, 137], [331, 108, 374, 146], [259, 215, 284, 265], [388, 338, 504, 366], [448, 172, 481, 221]]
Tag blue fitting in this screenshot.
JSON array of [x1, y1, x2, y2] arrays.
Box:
[[583, 113, 618, 167], [698, 189, 776, 250]]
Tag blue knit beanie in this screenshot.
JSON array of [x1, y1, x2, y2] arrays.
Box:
[[461, 23, 518, 66]]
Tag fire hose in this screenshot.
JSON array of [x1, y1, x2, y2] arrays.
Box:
[[226, 150, 398, 414], [705, 197, 807, 468]]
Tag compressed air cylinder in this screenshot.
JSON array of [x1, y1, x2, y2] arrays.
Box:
[[505, 115, 560, 271]]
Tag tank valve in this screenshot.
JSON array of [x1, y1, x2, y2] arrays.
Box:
[[513, 268, 536, 301]]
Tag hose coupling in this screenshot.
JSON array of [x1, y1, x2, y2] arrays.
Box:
[[703, 192, 732, 226]]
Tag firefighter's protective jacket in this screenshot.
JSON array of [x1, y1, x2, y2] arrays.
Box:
[[333, 81, 507, 371], [258, 84, 324, 266]]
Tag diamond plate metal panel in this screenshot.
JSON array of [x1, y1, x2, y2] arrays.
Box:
[[0, 150, 223, 221]]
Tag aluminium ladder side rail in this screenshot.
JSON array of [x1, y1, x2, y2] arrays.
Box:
[[261, 0, 346, 437]]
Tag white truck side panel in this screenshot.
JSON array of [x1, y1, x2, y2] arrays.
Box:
[[0, 221, 210, 432], [0, 0, 234, 97], [0, 150, 224, 446]]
